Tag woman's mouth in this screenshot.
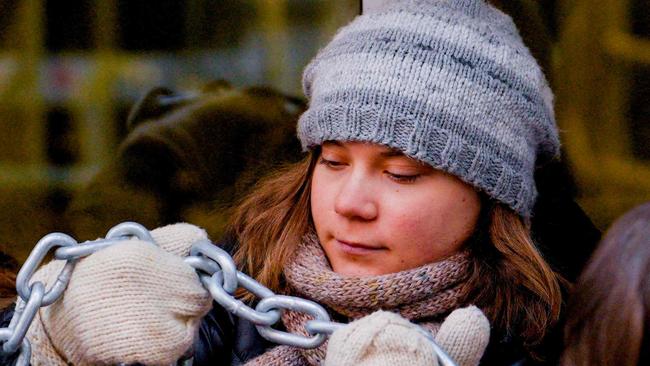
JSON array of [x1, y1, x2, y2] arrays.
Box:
[[335, 239, 386, 255]]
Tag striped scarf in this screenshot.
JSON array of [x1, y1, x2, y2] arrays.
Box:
[[245, 233, 471, 365]]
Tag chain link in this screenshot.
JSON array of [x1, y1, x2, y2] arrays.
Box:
[[255, 295, 331, 349], [15, 233, 77, 307], [188, 239, 238, 294], [0, 329, 30, 366], [2, 282, 44, 354], [0, 222, 458, 366]]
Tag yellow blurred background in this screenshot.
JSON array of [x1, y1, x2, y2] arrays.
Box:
[[0, 0, 649, 262]]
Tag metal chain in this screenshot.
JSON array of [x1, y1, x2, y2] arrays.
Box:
[[0, 222, 155, 366], [0, 222, 458, 366]]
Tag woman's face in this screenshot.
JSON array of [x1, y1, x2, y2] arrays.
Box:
[[311, 141, 481, 276]]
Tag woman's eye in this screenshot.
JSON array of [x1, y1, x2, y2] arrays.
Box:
[[318, 157, 345, 169], [386, 172, 420, 183]]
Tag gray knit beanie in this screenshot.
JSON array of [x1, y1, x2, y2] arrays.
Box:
[[297, 0, 560, 218]]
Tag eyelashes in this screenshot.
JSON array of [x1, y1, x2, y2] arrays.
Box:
[[318, 157, 344, 169], [318, 157, 422, 183], [386, 172, 420, 183]]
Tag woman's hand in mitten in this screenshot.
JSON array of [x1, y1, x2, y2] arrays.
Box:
[[435, 306, 491, 366], [324, 306, 490, 366], [23, 223, 213, 366]]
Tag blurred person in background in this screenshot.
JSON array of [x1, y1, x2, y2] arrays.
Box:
[[562, 201, 650, 366]]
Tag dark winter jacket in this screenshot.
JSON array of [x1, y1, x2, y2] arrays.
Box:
[[192, 301, 273, 365]]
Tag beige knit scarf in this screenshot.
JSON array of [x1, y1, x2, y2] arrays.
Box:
[[245, 234, 471, 366]]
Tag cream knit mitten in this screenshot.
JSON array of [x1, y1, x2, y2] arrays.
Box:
[[18, 223, 213, 366], [325, 306, 490, 366]]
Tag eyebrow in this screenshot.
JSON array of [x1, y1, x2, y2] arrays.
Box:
[[380, 149, 405, 157]]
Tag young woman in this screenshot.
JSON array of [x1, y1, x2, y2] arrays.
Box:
[[562, 202, 650, 366], [3, 1, 565, 365]]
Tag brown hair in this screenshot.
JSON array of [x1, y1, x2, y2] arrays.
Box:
[[231, 153, 316, 297], [0, 252, 18, 310], [229, 149, 562, 350], [562, 202, 650, 366], [464, 199, 563, 352]]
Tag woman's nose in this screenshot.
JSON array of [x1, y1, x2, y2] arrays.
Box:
[[334, 173, 378, 221]]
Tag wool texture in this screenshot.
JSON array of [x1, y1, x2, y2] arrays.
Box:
[[324, 311, 438, 366], [297, 0, 560, 218], [23, 223, 213, 366], [323, 306, 490, 366], [435, 305, 491, 366], [245, 233, 471, 365]]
